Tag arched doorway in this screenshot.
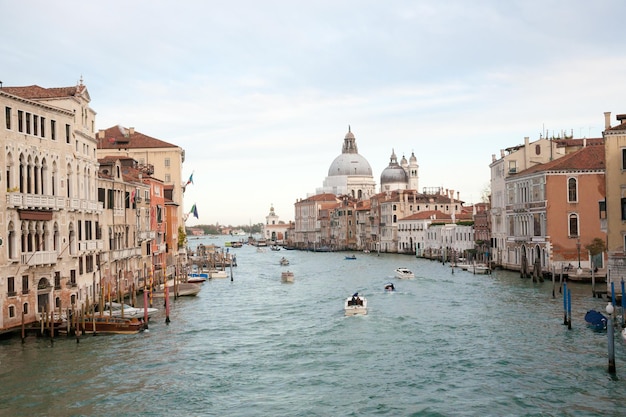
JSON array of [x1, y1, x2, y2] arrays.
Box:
[[37, 277, 51, 314]]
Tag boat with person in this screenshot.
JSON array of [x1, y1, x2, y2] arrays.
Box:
[[281, 271, 294, 283], [344, 292, 367, 316], [280, 257, 290, 266], [345, 255, 357, 260], [384, 283, 395, 292], [395, 267, 415, 279]]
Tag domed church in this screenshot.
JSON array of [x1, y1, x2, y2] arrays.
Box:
[[380, 149, 419, 192], [317, 127, 376, 200]]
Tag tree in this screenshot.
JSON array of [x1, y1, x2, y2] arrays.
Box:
[[585, 238, 606, 256], [177, 226, 187, 249]]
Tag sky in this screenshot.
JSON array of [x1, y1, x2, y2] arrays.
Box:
[[3, 1, 626, 226]]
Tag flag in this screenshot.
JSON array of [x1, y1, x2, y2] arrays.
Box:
[[189, 204, 199, 219], [185, 172, 194, 186], [130, 189, 136, 203]]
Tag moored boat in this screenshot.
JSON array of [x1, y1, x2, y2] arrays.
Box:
[[81, 316, 145, 335], [152, 282, 202, 298], [209, 269, 228, 279], [95, 302, 158, 319], [187, 272, 208, 283], [395, 267, 415, 279], [585, 310, 607, 331]]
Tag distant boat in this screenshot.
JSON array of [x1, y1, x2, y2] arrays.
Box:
[[395, 268, 415, 279], [280, 257, 290, 266], [345, 255, 357, 260], [152, 283, 201, 298], [384, 283, 395, 291], [281, 271, 294, 283]]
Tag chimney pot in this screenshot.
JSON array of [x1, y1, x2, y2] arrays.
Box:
[[604, 112, 611, 130]]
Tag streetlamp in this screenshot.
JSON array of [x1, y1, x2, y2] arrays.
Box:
[[606, 302, 616, 374], [576, 238, 581, 269]]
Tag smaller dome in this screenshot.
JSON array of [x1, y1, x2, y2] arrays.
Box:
[[409, 151, 417, 164], [380, 149, 408, 185]]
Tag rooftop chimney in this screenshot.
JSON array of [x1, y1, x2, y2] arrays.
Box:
[[604, 112, 611, 130], [129, 127, 135, 135]]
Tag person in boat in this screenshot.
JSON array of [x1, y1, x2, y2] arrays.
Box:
[[351, 293, 359, 306], [385, 283, 395, 291]]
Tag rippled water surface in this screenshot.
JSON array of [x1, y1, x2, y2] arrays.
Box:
[[2, 238, 626, 416]]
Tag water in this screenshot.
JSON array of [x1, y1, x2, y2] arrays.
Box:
[[2, 237, 626, 416]]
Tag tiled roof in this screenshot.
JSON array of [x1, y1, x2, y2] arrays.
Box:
[[516, 143, 605, 176], [400, 210, 452, 221], [606, 121, 626, 132], [97, 125, 177, 149], [2, 84, 85, 99]]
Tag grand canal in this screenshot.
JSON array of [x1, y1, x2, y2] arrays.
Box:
[[2, 236, 626, 416]]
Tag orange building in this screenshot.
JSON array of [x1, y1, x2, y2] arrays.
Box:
[[504, 142, 605, 275]]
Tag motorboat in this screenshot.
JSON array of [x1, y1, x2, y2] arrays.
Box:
[[468, 264, 490, 275], [395, 268, 415, 279], [384, 283, 395, 291], [209, 269, 229, 279], [187, 272, 208, 283], [280, 257, 290, 266], [345, 255, 357, 260], [344, 293, 367, 316], [281, 271, 294, 283], [152, 282, 202, 297], [95, 302, 158, 319], [81, 316, 145, 335]]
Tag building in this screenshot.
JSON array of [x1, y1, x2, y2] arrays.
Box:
[[603, 112, 626, 290], [503, 142, 605, 276], [0, 80, 103, 333], [317, 127, 376, 200], [262, 205, 290, 243]]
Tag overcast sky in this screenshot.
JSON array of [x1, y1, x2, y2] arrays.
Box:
[[3, 1, 626, 226]]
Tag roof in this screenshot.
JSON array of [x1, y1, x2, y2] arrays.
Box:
[[516, 143, 605, 176], [400, 210, 452, 221], [97, 125, 178, 149], [2, 84, 87, 100]]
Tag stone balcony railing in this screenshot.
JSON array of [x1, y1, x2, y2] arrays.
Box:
[[6, 193, 103, 213], [21, 250, 58, 266]]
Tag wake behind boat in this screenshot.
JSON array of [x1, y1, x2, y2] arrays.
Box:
[[584, 310, 607, 331], [345, 293, 367, 316]]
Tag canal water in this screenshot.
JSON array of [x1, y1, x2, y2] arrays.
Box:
[[2, 237, 626, 416]]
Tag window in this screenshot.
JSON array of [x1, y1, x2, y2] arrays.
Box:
[[25, 113, 31, 134], [33, 115, 38, 136], [18, 110, 23, 132], [7, 276, 15, 296], [23, 303, 28, 314], [51, 120, 56, 140], [55, 271, 61, 290], [535, 144, 541, 155], [70, 270, 76, 287], [622, 149, 626, 170], [568, 178, 578, 202], [569, 213, 579, 237], [164, 174, 171, 182], [9, 305, 15, 318], [508, 160, 517, 174], [5, 106, 11, 129], [22, 275, 29, 294], [164, 158, 170, 167], [622, 198, 626, 221], [40, 117, 45, 137], [65, 124, 70, 143], [600, 200, 607, 219]]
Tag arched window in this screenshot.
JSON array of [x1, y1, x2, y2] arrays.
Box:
[[568, 213, 579, 237], [568, 178, 578, 202]]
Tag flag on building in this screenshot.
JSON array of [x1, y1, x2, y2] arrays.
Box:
[[189, 204, 199, 219], [182, 172, 194, 193]]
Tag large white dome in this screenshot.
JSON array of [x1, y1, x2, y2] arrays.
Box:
[[328, 153, 373, 176], [327, 128, 373, 177]]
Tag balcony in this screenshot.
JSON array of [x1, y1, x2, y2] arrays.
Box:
[[6, 193, 103, 213], [78, 240, 104, 252], [21, 250, 58, 266], [109, 247, 142, 261], [138, 230, 156, 241]]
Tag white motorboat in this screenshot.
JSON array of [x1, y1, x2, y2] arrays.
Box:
[[209, 269, 228, 279], [395, 267, 415, 279], [344, 293, 367, 316], [468, 264, 490, 275], [96, 302, 158, 319], [281, 271, 294, 283]]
